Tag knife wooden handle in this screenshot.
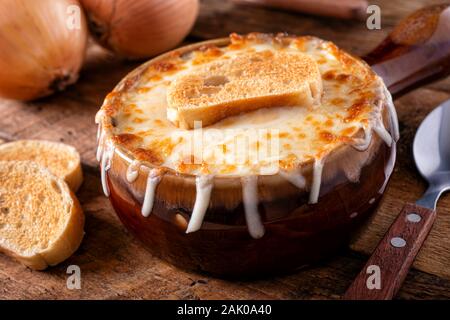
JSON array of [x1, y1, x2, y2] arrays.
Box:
[[343, 203, 436, 300], [231, 0, 368, 20], [364, 4, 450, 98]]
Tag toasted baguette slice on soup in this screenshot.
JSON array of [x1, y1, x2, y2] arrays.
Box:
[[167, 50, 323, 129], [0, 161, 84, 270], [0, 140, 83, 192]]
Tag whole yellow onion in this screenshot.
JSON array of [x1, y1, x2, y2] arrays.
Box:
[[0, 0, 88, 101], [80, 0, 199, 59]]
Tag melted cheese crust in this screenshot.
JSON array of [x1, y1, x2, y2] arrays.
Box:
[[100, 33, 387, 176]]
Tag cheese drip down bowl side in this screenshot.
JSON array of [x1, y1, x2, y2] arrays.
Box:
[[95, 34, 398, 277]]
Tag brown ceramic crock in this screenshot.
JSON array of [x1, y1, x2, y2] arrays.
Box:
[[97, 4, 450, 277]]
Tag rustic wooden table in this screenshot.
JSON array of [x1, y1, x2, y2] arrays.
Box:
[[1, 0, 450, 299]]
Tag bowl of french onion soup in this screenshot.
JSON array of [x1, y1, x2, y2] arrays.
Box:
[[95, 33, 398, 277]]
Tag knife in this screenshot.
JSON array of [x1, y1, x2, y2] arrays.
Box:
[[344, 100, 450, 300]]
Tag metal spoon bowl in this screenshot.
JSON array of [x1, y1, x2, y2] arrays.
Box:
[[414, 100, 450, 209], [345, 100, 450, 300]]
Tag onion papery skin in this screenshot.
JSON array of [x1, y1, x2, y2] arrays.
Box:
[[80, 0, 199, 60], [0, 0, 88, 101]]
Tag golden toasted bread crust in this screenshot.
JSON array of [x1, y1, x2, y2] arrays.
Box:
[[167, 50, 322, 129], [0, 140, 83, 192], [0, 161, 84, 270]]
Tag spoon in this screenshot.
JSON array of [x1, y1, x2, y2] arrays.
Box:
[[364, 4, 450, 98], [344, 100, 450, 300]]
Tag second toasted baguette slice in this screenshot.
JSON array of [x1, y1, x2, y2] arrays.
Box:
[[0, 161, 85, 270], [167, 50, 323, 129], [0, 140, 83, 192]]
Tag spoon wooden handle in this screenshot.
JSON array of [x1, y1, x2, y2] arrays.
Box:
[[343, 203, 436, 300], [364, 4, 450, 98]]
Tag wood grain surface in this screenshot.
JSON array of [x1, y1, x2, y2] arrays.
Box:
[[1, 0, 450, 299]]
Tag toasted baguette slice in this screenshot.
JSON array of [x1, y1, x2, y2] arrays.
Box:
[[167, 50, 323, 129], [0, 161, 84, 270], [0, 140, 83, 192]]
